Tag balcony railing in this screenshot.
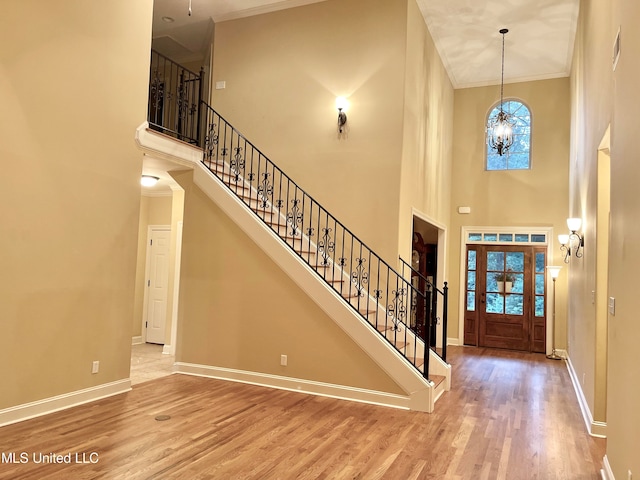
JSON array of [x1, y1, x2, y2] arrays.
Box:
[[147, 49, 204, 145]]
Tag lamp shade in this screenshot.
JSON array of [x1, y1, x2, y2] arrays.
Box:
[[567, 217, 582, 232], [546, 265, 562, 279], [558, 234, 570, 245], [335, 96, 348, 111]]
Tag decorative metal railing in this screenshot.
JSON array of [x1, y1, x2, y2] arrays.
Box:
[[399, 257, 448, 363], [148, 50, 204, 145], [198, 102, 450, 381]]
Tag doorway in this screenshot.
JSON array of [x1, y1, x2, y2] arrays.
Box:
[[464, 244, 547, 353], [410, 213, 446, 349]]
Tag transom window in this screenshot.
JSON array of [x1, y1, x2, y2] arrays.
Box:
[[486, 100, 531, 171]]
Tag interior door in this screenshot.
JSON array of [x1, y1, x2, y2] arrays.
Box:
[[145, 228, 171, 344], [464, 245, 547, 352]]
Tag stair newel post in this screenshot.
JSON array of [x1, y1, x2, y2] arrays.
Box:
[[442, 281, 448, 362], [423, 286, 430, 381]]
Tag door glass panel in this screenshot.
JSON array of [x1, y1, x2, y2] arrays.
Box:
[[466, 249, 476, 311], [511, 273, 524, 294], [506, 252, 524, 271], [484, 233, 498, 242], [535, 252, 546, 317], [487, 252, 504, 271], [468, 250, 476, 269], [515, 234, 529, 242], [486, 293, 504, 313], [467, 271, 476, 290], [499, 233, 513, 242], [506, 294, 524, 315], [467, 292, 475, 310]]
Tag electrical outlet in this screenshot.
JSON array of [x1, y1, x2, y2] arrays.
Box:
[[92, 361, 99, 374], [280, 355, 288, 366]]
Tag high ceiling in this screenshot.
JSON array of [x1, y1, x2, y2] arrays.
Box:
[[145, 0, 579, 194], [152, 0, 580, 88]]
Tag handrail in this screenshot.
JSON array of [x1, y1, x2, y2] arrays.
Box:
[[399, 256, 448, 362], [147, 49, 204, 145], [198, 101, 444, 381]]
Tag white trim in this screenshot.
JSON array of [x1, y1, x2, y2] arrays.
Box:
[[165, 220, 184, 356], [0, 379, 131, 427], [601, 455, 615, 480], [175, 362, 411, 411], [458, 225, 555, 352], [566, 355, 607, 438], [135, 122, 201, 167], [447, 337, 460, 346], [132, 336, 143, 345]]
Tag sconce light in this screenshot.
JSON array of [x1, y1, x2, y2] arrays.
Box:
[[336, 97, 348, 133], [141, 175, 159, 187], [558, 217, 584, 263]]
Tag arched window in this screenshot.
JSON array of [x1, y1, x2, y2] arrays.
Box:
[[486, 100, 531, 170]]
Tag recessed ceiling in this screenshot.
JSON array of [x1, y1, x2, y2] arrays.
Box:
[[152, 0, 579, 89]]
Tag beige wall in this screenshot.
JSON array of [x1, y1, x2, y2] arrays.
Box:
[[210, 0, 408, 261], [449, 78, 571, 343], [173, 171, 404, 394], [0, 1, 153, 408], [567, 0, 613, 431], [398, 0, 454, 263], [574, 0, 640, 475]]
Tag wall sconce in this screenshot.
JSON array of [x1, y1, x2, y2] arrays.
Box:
[[336, 97, 348, 133], [141, 175, 159, 187], [558, 217, 584, 263]]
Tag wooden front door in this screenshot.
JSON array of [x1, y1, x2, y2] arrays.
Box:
[[464, 245, 547, 353]]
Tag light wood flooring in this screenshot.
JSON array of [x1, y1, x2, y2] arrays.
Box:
[[0, 346, 605, 479]]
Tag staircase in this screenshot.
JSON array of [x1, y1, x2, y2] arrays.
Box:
[[138, 50, 451, 412]]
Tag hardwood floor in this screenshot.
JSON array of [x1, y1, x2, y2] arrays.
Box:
[[0, 346, 605, 479]]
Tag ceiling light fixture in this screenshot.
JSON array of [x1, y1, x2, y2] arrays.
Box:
[[486, 28, 515, 156], [141, 175, 160, 187]]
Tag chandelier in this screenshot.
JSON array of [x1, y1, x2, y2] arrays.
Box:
[[487, 28, 515, 156]]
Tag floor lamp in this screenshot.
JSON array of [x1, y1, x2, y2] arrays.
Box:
[[546, 266, 563, 360]]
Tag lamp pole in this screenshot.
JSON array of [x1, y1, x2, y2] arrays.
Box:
[[546, 266, 562, 360]]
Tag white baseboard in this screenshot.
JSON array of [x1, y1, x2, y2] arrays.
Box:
[[162, 344, 175, 355], [175, 362, 411, 411], [447, 337, 460, 346], [566, 355, 607, 438], [0, 379, 131, 427], [132, 336, 143, 345], [601, 455, 615, 479]]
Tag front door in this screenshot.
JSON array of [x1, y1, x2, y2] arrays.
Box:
[[464, 245, 547, 353]]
